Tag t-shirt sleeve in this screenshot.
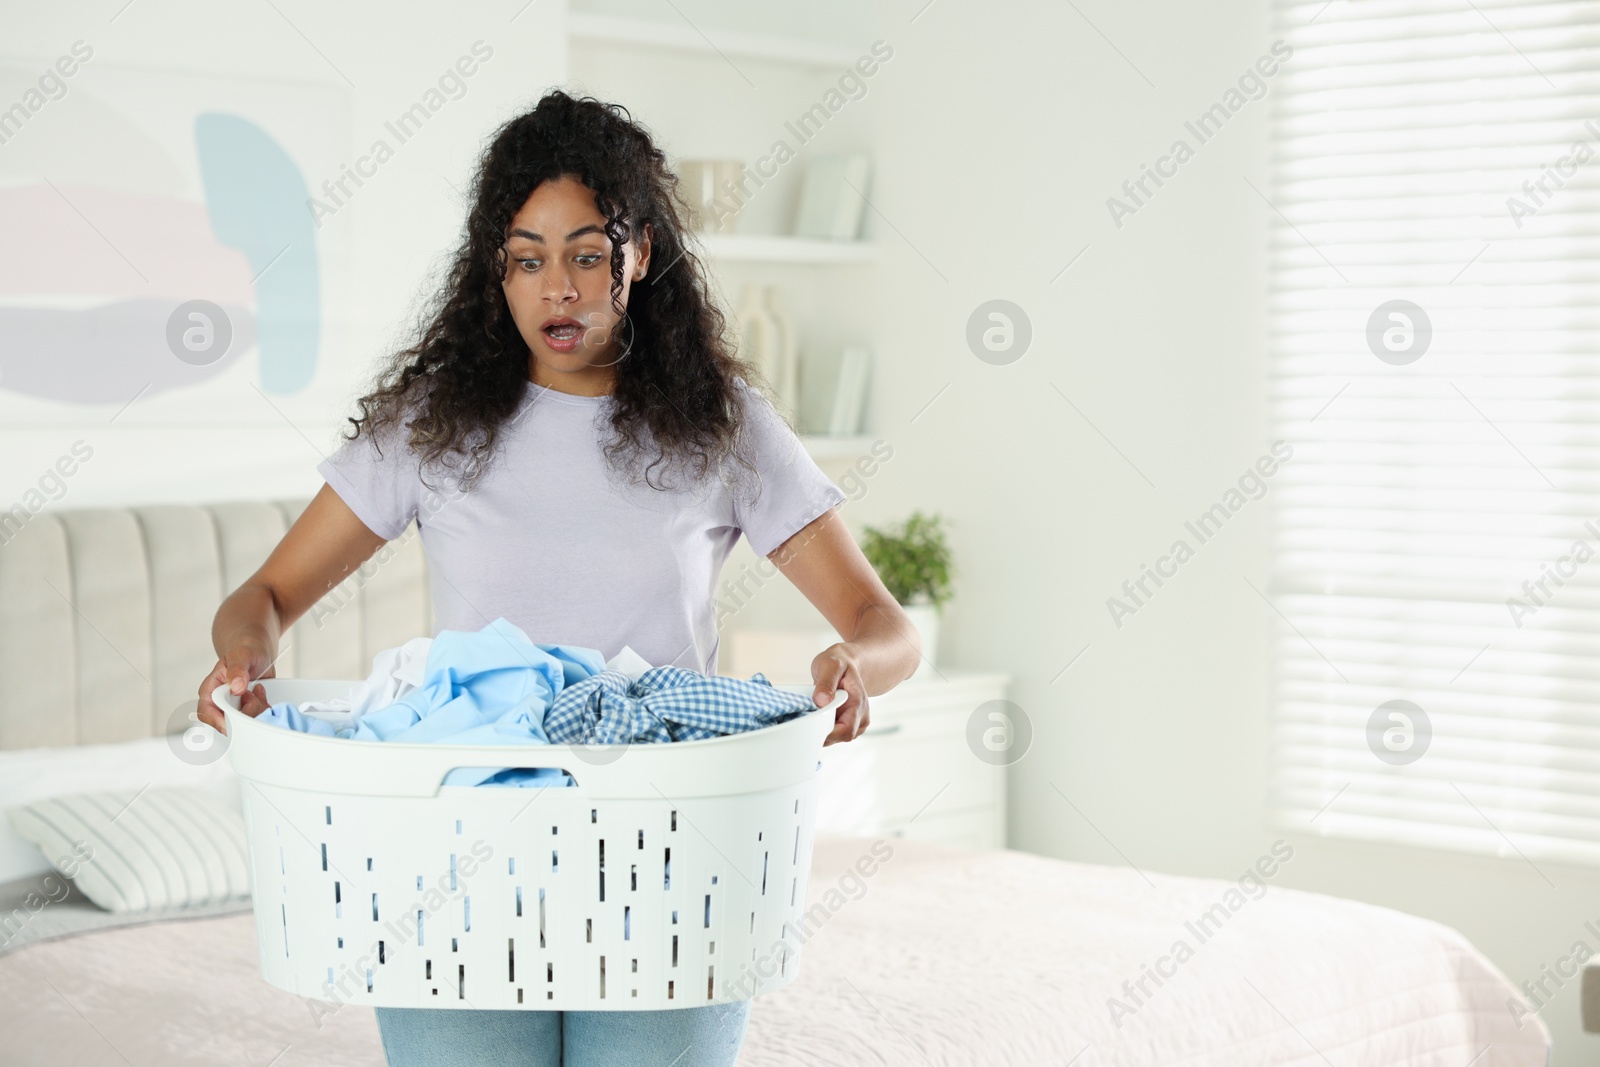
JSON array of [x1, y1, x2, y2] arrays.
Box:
[[316, 421, 422, 542], [730, 381, 847, 557]]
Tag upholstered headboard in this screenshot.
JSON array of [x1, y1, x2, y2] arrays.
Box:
[[0, 499, 430, 750]]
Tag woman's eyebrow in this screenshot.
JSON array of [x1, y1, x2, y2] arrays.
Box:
[[507, 224, 608, 243]]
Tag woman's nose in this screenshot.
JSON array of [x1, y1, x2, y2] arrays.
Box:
[[541, 263, 579, 301]]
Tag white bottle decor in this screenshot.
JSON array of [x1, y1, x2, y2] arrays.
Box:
[[735, 282, 781, 396]]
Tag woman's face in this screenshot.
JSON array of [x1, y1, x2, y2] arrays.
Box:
[[500, 175, 652, 393]]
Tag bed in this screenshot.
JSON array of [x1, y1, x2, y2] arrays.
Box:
[[0, 835, 1551, 1066], [0, 499, 1554, 1065]]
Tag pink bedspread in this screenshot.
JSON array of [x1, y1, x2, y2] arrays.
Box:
[[2, 836, 1549, 1066]]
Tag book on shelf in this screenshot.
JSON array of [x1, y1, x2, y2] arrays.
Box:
[[827, 346, 871, 436], [793, 154, 871, 241]]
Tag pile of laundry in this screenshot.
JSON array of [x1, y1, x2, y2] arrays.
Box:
[[254, 617, 820, 788]]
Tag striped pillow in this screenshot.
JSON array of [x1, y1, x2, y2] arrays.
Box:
[[5, 787, 250, 913]]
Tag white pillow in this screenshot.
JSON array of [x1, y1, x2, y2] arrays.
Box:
[[7, 786, 250, 912], [0, 734, 242, 883]]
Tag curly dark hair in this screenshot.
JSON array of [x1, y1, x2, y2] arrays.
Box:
[[335, 88, 762, 496]]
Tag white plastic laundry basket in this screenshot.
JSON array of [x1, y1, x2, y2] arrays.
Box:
[[215, 678, 841, 1012]]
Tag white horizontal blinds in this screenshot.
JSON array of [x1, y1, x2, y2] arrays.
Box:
[[1267, 0, 1600, 867]]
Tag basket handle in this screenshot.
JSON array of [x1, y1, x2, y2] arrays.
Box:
[[213, 682, 845, 798], [209, 682, 242, 719], [210, 682, 845, 730], [210, 682, 355, 730]]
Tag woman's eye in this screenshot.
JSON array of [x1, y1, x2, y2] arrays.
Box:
[[517, 258, 540, 271], [576, 254, 602, 267]]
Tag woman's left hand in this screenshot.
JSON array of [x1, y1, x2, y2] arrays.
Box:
[[811, 642, 869, 746]]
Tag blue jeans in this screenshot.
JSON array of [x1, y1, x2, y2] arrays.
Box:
[[373, 1001, 752, 1066]]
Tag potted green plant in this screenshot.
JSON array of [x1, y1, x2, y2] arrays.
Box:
[[860, 511, 953, 679]]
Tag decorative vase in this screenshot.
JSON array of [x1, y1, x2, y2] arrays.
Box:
[[901, 601, 939, 680], [677, 159, 746, 232], [735, 283, 781, 395]]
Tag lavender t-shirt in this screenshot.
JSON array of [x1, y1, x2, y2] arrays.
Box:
[[316, 378, 845, 675]]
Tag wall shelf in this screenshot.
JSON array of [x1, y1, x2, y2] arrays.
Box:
[[696, 234, 876, 265], [567, 12, 863, 68]]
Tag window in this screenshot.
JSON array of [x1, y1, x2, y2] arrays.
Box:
[[1267, 0, 1600, 868]]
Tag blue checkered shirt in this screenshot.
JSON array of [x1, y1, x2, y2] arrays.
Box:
[[543, 666, 817, 744]]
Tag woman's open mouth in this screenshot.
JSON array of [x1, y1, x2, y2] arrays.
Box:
[[542, 318, 584, 353]]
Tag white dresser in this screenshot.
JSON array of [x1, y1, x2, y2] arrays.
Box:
[[813, 670, 1011, 850]]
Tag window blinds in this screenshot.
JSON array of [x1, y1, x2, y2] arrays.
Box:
[[1267, 0, 1600, 869]]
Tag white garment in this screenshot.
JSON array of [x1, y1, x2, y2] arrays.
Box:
[[348, 636, 434, 713], [290, 636, 433, 728], [604, 645, 654, 683]]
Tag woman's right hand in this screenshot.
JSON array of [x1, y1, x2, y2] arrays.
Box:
[[196, 643, 277, 735], [197, 483, 389, 736]]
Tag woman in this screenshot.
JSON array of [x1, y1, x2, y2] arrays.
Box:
[[194, 89, 920, 1066]]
